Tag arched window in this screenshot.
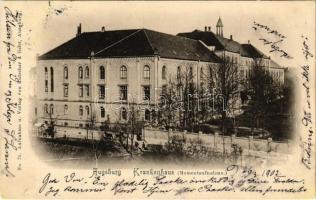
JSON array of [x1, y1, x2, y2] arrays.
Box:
[[85, 105, 90, 116], [200, 67, 204, 80], [78, 66, 83, 79], [50, 104, 54, 114], [85, 66, 89, 78], [143, 65, 150, 79], [120, 66, 127, 79], [121, 107, 127, 120], [45, 67, 48, 92], [189, 66, 193, 79], [45, 67, 48, 79], [145, 109, 150, 121], [162, 66, 167, 80], [64, 66, 68, 79], [79, 105, 83, 116], [177, 66, 181, 81], [99, 66, 105, 79], [50, 67, 54, 92], [64, 105, 68, 115], [44, 104, 48, 114], [100, 107, 105, 118]]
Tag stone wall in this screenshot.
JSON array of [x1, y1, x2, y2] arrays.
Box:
[[143, 128, 291, 155]]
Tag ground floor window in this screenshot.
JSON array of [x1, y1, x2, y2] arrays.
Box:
[[79, 105, 83, 116], [64, 84, 68, 97], [100, 106, 105, 118], [121, 107, 127, 120], [99, 85, 105, 99], [145, 109, 151, 121], [119, 85, 128, 100], [143, 85, 150, 100]]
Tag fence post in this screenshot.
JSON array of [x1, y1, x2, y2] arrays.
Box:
[[267, 137, 272, 153], [231, 134, 236, 153], [214, 132, 219, 151], [248, 136, 253, 155], [231, 134, 236, 144]]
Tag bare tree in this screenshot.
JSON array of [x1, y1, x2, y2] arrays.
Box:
[[86, 112, 97, 140], [85, 109, 101, 167], [158, 65, 200, 131], [158, 76, 181, 130], [128, 101, 143, 157], [247, 58, 281, 134], [115, 98, 143, 157], [207, 54, 241, 135], [44, 110, 58, 138]]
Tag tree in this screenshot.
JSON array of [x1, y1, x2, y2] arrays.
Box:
[[85, 110, 101, 167], [207, 54, 241, 135], [127, 99, 141, 157], [158, 65, 200, 131], [247, 58, 281, 133], [116, 97, 143, 157], [86, 112, 96, 140], [45, 111, 57, 138], [157, 78, 178, 130]]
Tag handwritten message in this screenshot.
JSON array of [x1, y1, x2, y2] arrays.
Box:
[[38, 166, 307, 197], [252, 21, 293, 59], [1, 6, 23, 177], [300, 35, 314, 170]]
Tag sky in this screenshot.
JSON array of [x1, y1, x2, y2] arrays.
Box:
[[7, 1, 315, 68]]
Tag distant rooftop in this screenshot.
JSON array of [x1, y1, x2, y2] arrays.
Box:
[[178, 29, 268, 59]]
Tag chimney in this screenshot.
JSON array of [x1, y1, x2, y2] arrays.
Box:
[[248, 40, 250, 44], [230, 35, 233, 40], [101, 26, 105, 32], [204, 26, 207, 32], [77, 23, 82, 36], [208, 26, 211, 32]]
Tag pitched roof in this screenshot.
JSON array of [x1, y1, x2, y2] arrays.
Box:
[[39, 29, 221, 63], [178, 30, 284, 68], [215, 35, 241, 53], [240, 44, 269, 59], [39, 29, 138, 60], [177, 30, 241, 53]]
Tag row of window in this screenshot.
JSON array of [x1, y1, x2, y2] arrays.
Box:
[[225, 56, 238, 64], [43, 103, 150, 121], [239, 69, 282, 80], [43, 102, 153, 122], [44, 104, 91, 116], [46, 65, 213, 95], [62, 84, 150, 100], [46, 65, 169, 94], [62, 65, 153, 80]]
